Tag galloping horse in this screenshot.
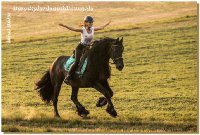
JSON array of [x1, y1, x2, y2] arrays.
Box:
[[35, 37, 124, 118]]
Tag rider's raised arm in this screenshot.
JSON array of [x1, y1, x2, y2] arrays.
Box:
[[94, 20, 111, 31], [59, 23, 82, 32]]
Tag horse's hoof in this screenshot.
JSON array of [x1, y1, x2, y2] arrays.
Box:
[[54, 114, 61, 119], [80, 108, 89, 115], [106, 108, 117, 118], [78, 112, 89, 118], [81, 114, 90, 119], [96, 97, 107, 107], [77, 108, 90, 117]]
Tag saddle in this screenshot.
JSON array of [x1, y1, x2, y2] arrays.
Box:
[[64, 46, 90, 75]]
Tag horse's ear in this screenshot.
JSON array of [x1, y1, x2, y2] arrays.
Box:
[[116, 37, 119, 41], [120, 37, 123, 43]]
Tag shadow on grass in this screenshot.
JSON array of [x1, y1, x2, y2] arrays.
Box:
[[2, 117, 197, 133]]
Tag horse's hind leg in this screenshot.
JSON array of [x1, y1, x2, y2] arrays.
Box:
[[71, 86, 89, 117], [53, 84, 62, 118]]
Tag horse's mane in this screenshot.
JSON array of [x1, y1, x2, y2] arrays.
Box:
[[91, 37, 115, 48], [89, 37, 115, 58], [87, 37, 115, 81]]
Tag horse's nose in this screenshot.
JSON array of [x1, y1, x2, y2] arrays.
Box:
[[117, 64, 124, 71]]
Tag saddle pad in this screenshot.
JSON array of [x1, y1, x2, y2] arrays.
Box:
[[64, 56, 88, 75]]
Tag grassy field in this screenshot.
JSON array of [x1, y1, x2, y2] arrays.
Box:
[[1, 2, 198, 133]]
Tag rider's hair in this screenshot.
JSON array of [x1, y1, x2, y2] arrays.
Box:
[[79, 22, 86, 27]]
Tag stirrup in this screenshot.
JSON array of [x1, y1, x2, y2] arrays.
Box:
[[64, 76, 71, 84]]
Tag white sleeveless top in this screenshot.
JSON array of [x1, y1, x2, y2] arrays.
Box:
[[81, 26, 94, 45]]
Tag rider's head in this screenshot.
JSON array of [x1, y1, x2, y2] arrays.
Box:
[[83, 16, 94, 28]]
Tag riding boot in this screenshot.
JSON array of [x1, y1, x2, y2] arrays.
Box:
[[64, 64, 76, 84]]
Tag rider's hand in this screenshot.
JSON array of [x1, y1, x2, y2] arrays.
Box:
[[59, 23, 64, 27], [107, 20, 111, 25]]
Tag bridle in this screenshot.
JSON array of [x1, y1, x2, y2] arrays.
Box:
[[110, 44, 124, 64]]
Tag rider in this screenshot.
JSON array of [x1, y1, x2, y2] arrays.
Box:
[[59, 15, 111, 84]]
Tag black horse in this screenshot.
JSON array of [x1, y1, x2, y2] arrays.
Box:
[[35, 37, 124, 118]]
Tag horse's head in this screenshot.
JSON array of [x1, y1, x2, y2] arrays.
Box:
[[110, 37, 124, 71]]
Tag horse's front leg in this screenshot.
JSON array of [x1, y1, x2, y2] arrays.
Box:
[[96, 80, 113, 107], [93, 82, 117, 117], [71, 86, 89, 117]]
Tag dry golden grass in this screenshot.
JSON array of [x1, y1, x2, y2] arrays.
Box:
[[2, 2, 197, 42], [1, 2, 198, 133]]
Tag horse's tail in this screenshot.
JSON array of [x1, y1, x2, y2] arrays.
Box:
[[34, 70, 54, 103]]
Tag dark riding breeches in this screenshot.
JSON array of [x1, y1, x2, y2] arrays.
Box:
[[68, 43, 86, 77]]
